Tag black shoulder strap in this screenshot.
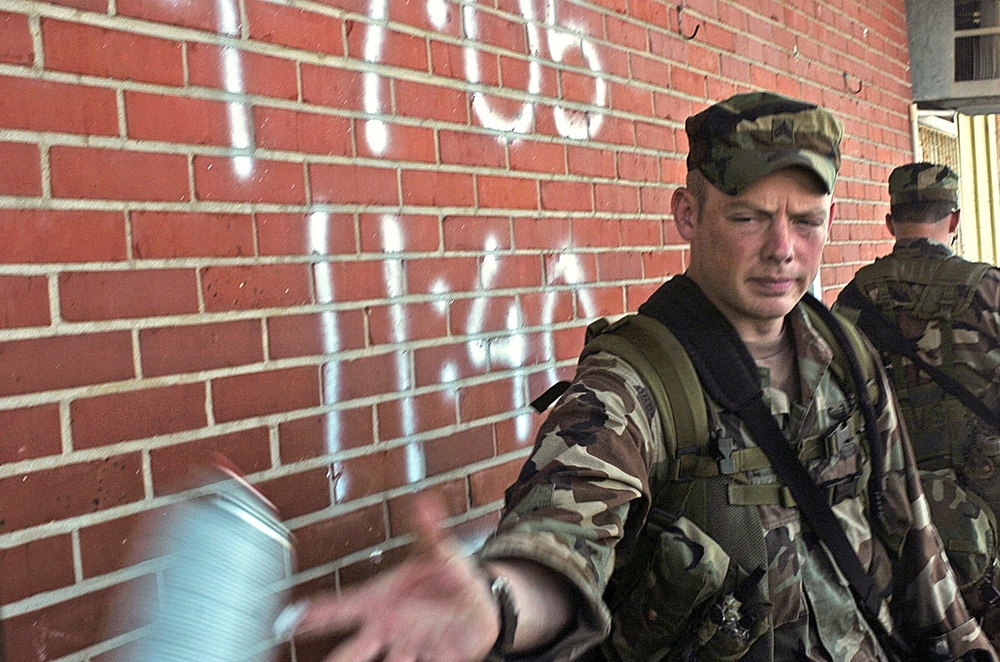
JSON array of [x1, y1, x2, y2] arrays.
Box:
[[639, 275, 885, 622], [839, 280, 1000, 432]]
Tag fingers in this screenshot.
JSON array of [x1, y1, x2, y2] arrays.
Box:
[[408, 492, 452, 560]]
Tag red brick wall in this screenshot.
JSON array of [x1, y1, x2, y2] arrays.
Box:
[[0, 0, 911, 659]]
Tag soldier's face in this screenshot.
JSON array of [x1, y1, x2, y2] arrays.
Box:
[[674, 168, 834, 342]]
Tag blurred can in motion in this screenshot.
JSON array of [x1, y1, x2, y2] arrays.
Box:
[[129, 469, 295, 661]]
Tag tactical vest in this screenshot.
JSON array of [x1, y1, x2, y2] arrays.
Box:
[[850, 254, 995, 471], [538, 282, 887, 661], [846, 254, 1000, 632]]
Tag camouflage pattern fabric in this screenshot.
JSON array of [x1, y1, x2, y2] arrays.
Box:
[[835, 237, 1000, 644], [684, 91, 843, 196], [888, 163, 961, 207], [478, 303, 996, 661]]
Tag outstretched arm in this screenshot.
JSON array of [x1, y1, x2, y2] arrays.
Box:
[[286, 495, 574, 662]]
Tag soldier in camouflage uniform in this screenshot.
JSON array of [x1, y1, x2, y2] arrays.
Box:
[[834, 162, 1000, 644], [285, 96, 997, 662]]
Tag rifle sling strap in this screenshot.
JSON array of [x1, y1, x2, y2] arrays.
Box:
[[638, 275, 884, 622], [839, 280, 1000, 432]]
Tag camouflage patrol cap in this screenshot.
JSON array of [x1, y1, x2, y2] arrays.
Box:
[[888, 162, 960, 207], [685, 91, 843, 196]]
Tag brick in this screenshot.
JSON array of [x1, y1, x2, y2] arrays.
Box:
[[254, 106, 353, 156], [50, 147, 190, 202], [330, 445, 410, 502], [258, 212, 357, 256], [3, 578, 151, 662], [401, 169, 475, 207], [60, 269, 199, 322], [377, 390, 457, 440], [141, 320, 263, 377], [258, 468, 331, 520], [509, 139, 565, 174], [424, 425, 494, 476], [188, 43, 298, 100], [278, 408, 375, 462], [0, 210, 127, 263], [0, 535, 75, 603], [0, 142, 39, 195], [469, 458, 522, 507], [413, 342, 487, 389], [246, 0, 344, 56], [46, 0, 107, 10], [545, 251, 597, 286], [118, 0, 225, 34], [0, 332, 133, 397], [442, 215, 510, 251], [323, 260, 391, 302], [597, 250, 644, 281], [201, 263, 312, 312], [131, 211, 254, 259], [42, 19, 183, 85], [595, 182, 640, 214], [567, 144, 616, 178], [125, 91, 232, 146], [0, 275, 49, 329], [357, 122, 437, 163], [512, 216, 571, 250], [0, 404, 61, 464], [71, 382, 207, 448], [459, 377, 520, 423], [0, 75, 118, 135], [520, 289, 574, 326], [428, 40, 466, 80], [0, 453, 144, 533], [405, 256, 478, 296], [439, 129, 506, 168], [0, 12, 33, 64], [309, 163, 399, 205], [621, 218, 664, 248], [366, 302, 448, 345], [540, 179, 594, 212], [347, 26, 427, 72], [267, 310, 366, 359], [79, 509, 160, 578], [212, 365, 320, 423], [149, 427, 271, 495], [301, 64, 365, 110], [358, 214, 440, 253], [292, 503, 385, 570], [334, 353, 400, 403], [394, 79, 468, 125], [193, 156, 306, 204], [477, 175, 538, 210]]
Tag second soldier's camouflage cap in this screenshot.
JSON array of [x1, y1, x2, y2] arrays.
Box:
[[685, 91, 843, 196], [888, 162, 960, 207]]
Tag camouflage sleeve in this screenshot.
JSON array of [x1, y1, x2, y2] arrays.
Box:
[[869, 336, 999, 660], [477, 351, 667, 661], [974, 268, 1000, 375]]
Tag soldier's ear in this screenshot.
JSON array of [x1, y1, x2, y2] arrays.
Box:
[[673, 187, 697, 241], [947, 209, 961, 233], [884, 213, 896, 237]]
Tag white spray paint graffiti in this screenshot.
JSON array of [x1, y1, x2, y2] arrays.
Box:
[[381, 216, 426, 482], [217, 0, 254, 177], [308, 212, 349, 500], [361, 0, 607, 149], [363, 0, 390, 155]]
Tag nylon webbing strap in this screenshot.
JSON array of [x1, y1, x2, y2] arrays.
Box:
[[839, 280, 1000, 433], [639, 275, 884, 622]]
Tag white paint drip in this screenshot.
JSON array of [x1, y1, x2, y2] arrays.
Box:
[[363, 0, 389, 155], [381, 216, 426, 483], [308, 213, 346, 501], [217, 0, 254, 177]]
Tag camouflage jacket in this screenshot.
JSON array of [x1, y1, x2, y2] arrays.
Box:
[[478, 301, 996, 662], [834, 238, 1000, 465]]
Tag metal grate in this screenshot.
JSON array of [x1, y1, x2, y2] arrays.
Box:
[[954, 0, 1000, 81]]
